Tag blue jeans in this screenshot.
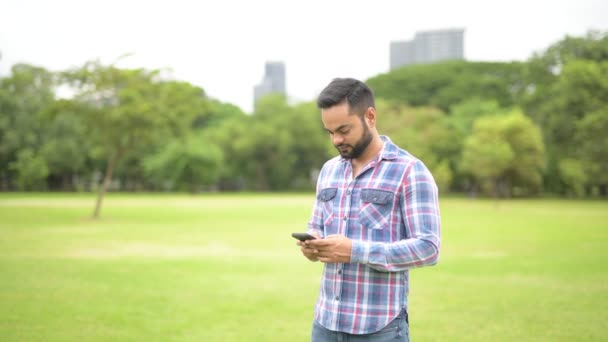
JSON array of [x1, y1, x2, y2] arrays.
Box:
[[311, 310, 409, 342]]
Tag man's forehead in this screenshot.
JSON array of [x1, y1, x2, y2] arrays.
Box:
[[322, 114, 358, 131]]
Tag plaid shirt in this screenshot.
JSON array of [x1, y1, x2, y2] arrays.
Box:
[[307, 135, 441, 334]]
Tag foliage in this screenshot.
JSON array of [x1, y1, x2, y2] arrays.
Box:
[[60, 60, 211, 216], [522, 31, 608, 195], [0, 64, 56, 189], [575, 109, 608, 187], [1, 30, 606, 197], [367, 61, 526, 111], [8, 149, 49, 190], [558, 158, 588, 197], [376, 100, 456, 191], [460, 111, 545, 197], [143, 134, 224, 192]]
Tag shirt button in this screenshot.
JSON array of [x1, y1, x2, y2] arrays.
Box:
[[346, 190, 351, 195], [335, 296, 340, 301], [338, 269, 342, 275], [343, 216, 347, 221]]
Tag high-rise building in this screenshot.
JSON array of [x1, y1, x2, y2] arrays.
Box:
[[254, 61, 286, 106], [390, 28, 465, 70]]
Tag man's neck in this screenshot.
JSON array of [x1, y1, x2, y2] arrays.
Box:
[[351, 136, 383, 174]]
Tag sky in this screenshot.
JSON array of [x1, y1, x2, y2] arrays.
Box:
[[1, 0, 607, 113]]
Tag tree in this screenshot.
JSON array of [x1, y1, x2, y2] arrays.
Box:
[[460, 111, 545, 197], [367, 61, 526, 112], [522, 31, 608, 195], [575, 109, 608, 196], [39, 99, 91, 190], [376, 100, 456, 192], [143, 134, 223, 192], [9, 149, 49, 190], [558, 159, 587, 197], [244, 94, 297, 190], [460, 119, 514, 197], [500, 111, 546, 195], [0, 64, 55, 189], [62, 60, 205, 218]]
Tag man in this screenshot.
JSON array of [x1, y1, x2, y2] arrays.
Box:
[[297, 78, 441, 341]]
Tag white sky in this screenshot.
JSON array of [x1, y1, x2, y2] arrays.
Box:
[[1, 0, 607, 113]]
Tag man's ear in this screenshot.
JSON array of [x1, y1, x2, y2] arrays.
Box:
[[365, 107, 377, 128]]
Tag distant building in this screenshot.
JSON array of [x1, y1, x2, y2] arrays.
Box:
[[254, 61, 286, 106], [390, 28, 465, 70]]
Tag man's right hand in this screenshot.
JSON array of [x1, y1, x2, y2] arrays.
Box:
[[297, 231, 321, 262]]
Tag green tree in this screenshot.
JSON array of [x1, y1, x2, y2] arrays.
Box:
[[367, 61, 526, 112], [286, 101, 332, 189], [8, 149, 49, 190], [558, 158, 587, 197], [522, 31, 608, 195], [62, 60, 205, 217], [449, 98, 503, 136], [143, 134, 223, 192], [245, 95, 296, 190], [461, 111, 545, 197], [0, 64, 55, 189], [575, 109, 608, 195], [376, 100, 455, 192], [39, 99, 91, 190], [500, 111, 546, 195], [460, 120, 514, 197]]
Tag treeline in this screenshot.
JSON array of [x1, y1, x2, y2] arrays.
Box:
[[1, 31, 607, 201]]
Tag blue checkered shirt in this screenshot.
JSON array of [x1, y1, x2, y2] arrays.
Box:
[[307, 135, 441, 334]]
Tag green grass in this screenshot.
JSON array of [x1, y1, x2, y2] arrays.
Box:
[[0, 194, 606, 341]]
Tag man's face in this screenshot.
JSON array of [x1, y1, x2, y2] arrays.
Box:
[[321, 102, 373, 159]]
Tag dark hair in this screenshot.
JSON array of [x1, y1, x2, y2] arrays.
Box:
[[316, 78, 375, 117]]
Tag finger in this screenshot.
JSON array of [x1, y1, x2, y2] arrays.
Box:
[[315, 251, 333, 258], [301, 246, 319, 254], [307, 239, 333, 247]]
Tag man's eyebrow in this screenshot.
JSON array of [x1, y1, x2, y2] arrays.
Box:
[[325, 124, 350, 133]]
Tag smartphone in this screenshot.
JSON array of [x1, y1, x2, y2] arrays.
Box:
[[291, 232, 317, 241]]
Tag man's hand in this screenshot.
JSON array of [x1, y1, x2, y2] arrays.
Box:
[[306, 234, 352, 263], [297, 231, 321, 262]]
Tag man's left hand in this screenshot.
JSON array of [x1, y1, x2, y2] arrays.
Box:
[[306, 234, 352, 263]]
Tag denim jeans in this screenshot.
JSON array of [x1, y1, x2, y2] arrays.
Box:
[[311, 310, 409, 342]]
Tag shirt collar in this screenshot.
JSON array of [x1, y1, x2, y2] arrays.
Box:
[[378, 135, 399, 160]]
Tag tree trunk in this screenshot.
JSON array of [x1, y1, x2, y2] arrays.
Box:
[[92, 152, 121, 219]]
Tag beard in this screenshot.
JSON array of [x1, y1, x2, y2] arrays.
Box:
[[335, 120, 373, 159]]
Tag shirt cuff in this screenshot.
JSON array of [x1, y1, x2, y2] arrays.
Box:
[[350, 240, 370, 264]]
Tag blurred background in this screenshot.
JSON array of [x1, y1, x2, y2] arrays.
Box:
[[1, 0, 607, 203], [1, 1, 607, 341]]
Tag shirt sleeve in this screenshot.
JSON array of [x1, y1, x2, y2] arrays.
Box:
[[307, 166, 326, 238], [350, 159, 441, 272], [307, 197, 325, 237]]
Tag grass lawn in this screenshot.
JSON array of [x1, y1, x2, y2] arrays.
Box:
[[0, 193, 607, 341]]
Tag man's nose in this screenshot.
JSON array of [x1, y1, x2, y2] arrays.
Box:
[[332, 134, 344, 146]]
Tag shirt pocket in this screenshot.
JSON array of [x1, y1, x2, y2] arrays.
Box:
[[360, 189, 394, 238], [317, 187, 338, 229]]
